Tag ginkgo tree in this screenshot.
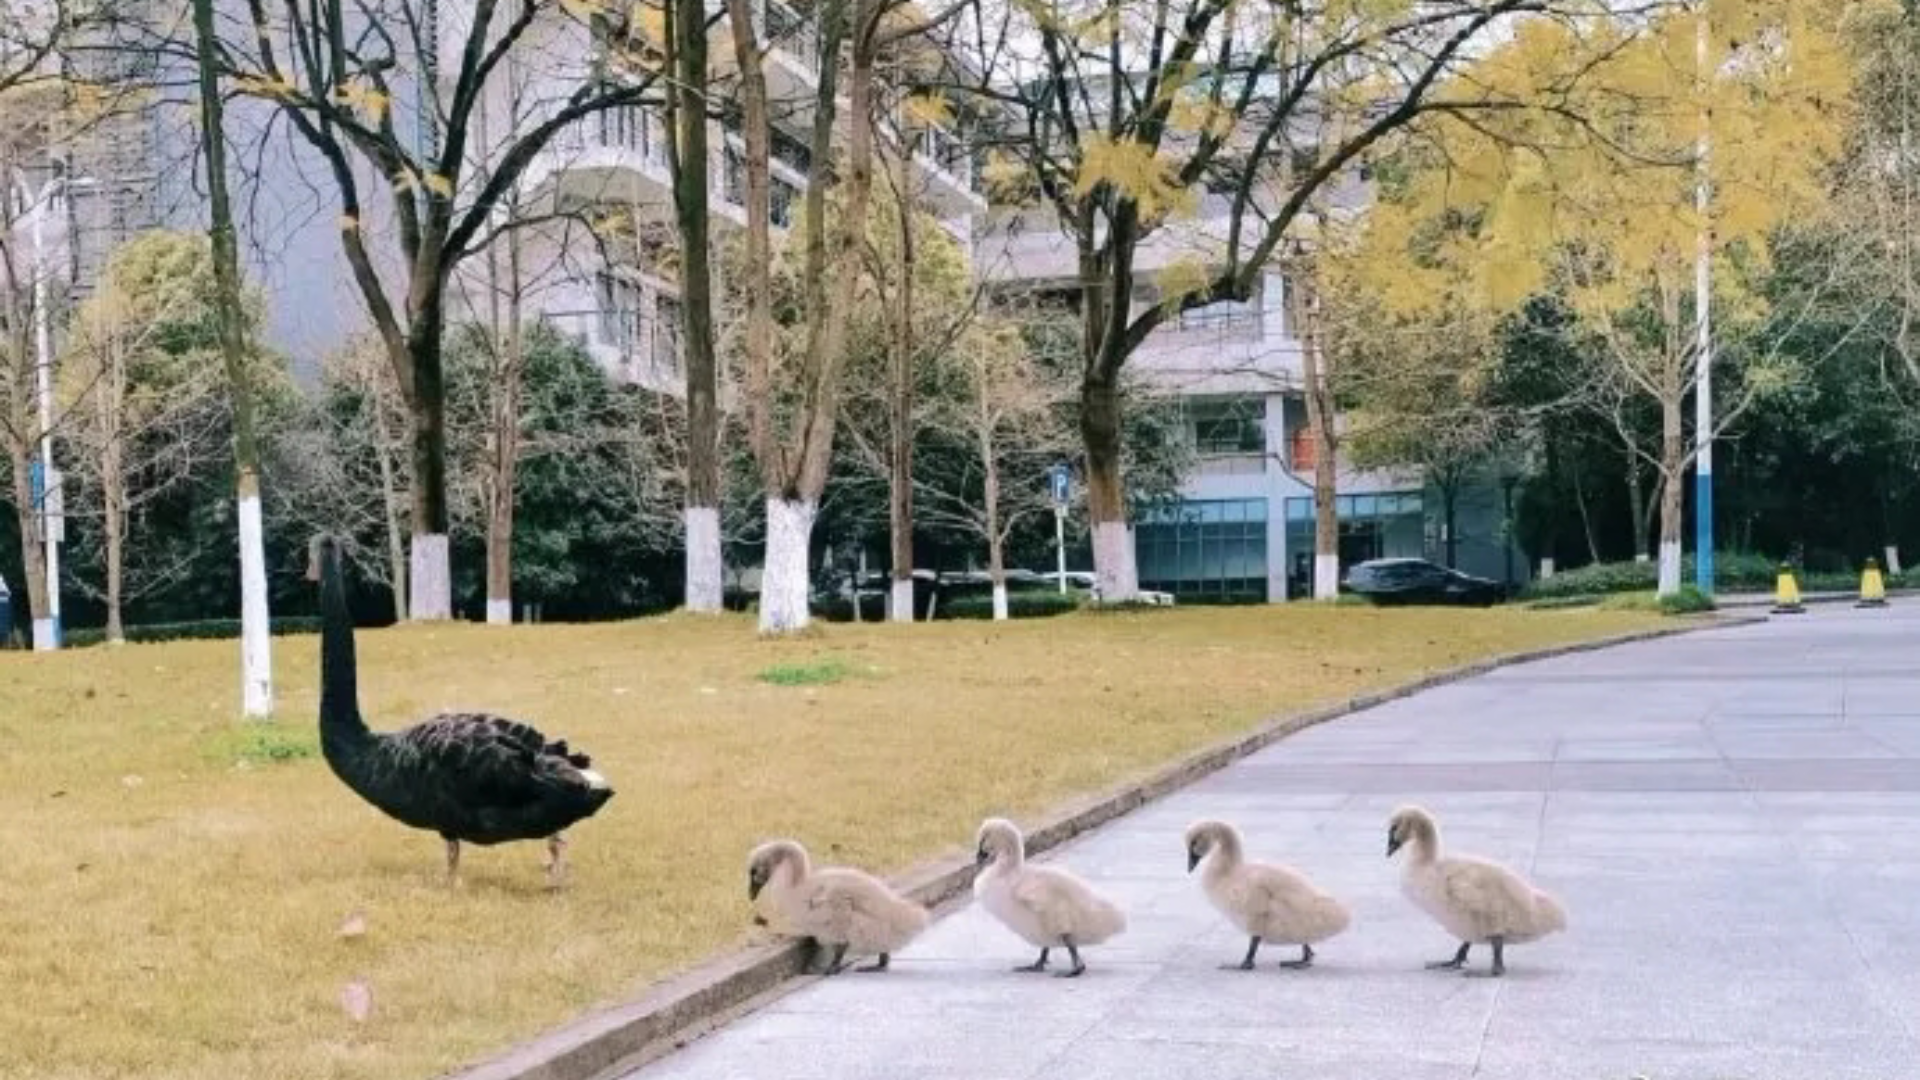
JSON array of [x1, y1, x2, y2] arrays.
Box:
[[1358, 0, 1855, 594], [952, 0, 1652, 601], [171, 0, 676, 619]]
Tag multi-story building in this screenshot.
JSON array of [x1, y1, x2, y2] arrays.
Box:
[[975, 195, 1525, 603]]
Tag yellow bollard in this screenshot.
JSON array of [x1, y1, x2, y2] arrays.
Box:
[[1858, 557, 1889, 609], [1772, 565, 1805, 614]]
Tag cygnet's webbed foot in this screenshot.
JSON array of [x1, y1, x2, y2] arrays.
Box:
[[1278, 944, 1315, 970], [1053, 938, 1086, 979], [1013, 947, 1050, 973], [1426, 942, 1471, 971], [1222, 935, 1261, 971], [819, 943, 851, 976], [854, 953, 891, 973]]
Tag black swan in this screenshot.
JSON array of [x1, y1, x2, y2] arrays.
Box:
[[308, 536, 615, 887]]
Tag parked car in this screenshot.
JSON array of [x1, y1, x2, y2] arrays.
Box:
[[1343, 558, 1508, 607], [1032, 570, 1176, 606]]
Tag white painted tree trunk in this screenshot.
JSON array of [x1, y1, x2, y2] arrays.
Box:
[[758, 498, 815, 635], [409, 534, 452, 620], [890, 578, 914, 623], [1540, 557, 1556, 580], [1657, 540, 1683, 596], [486, 599, 511, 625], [237, 492, 274, 717], [1886, 546, 1902, 575], [992, 583, 1009, 621], [1314, 554, 1341, 601], [32, 619, 56, 651], [684, 506, 724, 614], [1092, 522, 1138, 602]]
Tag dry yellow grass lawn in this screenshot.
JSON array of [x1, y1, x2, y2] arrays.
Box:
[[0, 605, 1662, 1080]]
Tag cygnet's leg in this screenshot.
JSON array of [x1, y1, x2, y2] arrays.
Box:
[[1054, 936, 1086, 979], [854, 953, 891, 973], [821, 943, 851, 975], [1223, 936, 1263, 971], [1013, 947, 1051, 973], [1463, 936, 1507, 978], [1278, 944, 1315, 970], [1426, 941, 1471, 971], [444, 839, 462, 888]]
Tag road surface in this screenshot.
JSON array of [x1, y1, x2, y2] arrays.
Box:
[[627, 607, 1920, 1079]]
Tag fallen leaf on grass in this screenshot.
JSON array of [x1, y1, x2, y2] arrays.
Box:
[[341, 980, 372, 1022]]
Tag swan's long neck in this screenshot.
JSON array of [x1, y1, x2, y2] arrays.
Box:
[[319, 550, 371, 755], [1203, 826, 1244, 875], [778, 843, 812, 885], [1405, 816, 1441, 867], [994, 830, 1026, 869]]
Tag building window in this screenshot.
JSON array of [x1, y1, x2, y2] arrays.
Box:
[[1136, 498, 1269, 603], [1283, 492, 1425, 599], [771, 176, 797, 227], [1188, 397, 1264, 456], [595, 272, 643, 349], [722, 146, 746, 206], [652, 293, 682, 374]]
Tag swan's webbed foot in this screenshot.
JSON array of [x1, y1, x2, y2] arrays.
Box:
[[1278, 944, 1315, 970], [1426, 941, 1471, 971], [444, 838, 462, 889], [1053, 937, 1086, 979], [1221, 936, 1262, 971], [854, 953, 890, 973], [1013, 947, 1050, 973], [544, 834, 569, 890]]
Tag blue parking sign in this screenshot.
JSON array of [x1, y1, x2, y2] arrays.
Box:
[[29, 459, 44, 507], [1048, 463, 1070, 506]]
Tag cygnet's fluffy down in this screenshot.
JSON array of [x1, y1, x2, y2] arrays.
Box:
[[747, 839, 931, 974], [1386, 805, 1567, 977], [1185, 819, 1350, 970], [973, 817, 1126, 977]]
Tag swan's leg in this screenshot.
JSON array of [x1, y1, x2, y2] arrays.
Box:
[[444, 839, 462, 888], [821, 943, 851, 976], [1013, 947, 1050, 973], [1477, 936, 1506, 977], [545, 834, 569, 889], [854, 952, 891, 973], [1223, 936, 1262, 971], [1279, 944, 1315, 970], [1055, 936, 1086, 979], [1426, 941, 1471, 970]]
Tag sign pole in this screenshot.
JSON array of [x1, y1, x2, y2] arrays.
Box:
[[1049, 463, 1070, 594]]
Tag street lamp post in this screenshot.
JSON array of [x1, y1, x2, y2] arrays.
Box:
[[14, 167, 69, 649]]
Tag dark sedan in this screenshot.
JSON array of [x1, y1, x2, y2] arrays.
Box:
[[1343, 558, 1509, 607]]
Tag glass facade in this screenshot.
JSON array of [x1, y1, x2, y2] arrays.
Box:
[[1136, 499, 1269, 602], [1283, 492, 1425, 599]]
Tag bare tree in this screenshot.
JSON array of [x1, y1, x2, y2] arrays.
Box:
[[173, 0, 675, 619], [668, 0, 723, 613]]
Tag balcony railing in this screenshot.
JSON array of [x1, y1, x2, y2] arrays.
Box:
[[913, 122, 973, 188], [548, 102, 670, 170], [709, 0, 820, 74]]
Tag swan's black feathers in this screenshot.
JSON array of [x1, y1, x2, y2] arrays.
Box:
[[312, 537, 614, 855]]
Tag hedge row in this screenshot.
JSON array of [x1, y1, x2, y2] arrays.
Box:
[[1525, 554, 1909, 600], [936, 592, 1081, 620], [62, 616, 323, 648]]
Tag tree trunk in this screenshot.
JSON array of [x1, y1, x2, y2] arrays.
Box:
[[483, 223, 524, 626], [1657, 387, 1685, 596], [1081, 371, 1137, 601], [674, 0, 724, 614], [1572, 457, 1601, 565], [403, 322, 452, 620], [1295, 266, 1339, 600], [1628, 461, 1651, 563], [888, 143, 917, 623], [760, 498, 816, 633], [6, 442, 49, 631], [1443, 484, 1459, 569], [194, 0, 273, 711], [374, 405, 409, 622], [983, 423, 1007, 621], [104, 421, 125, 644]]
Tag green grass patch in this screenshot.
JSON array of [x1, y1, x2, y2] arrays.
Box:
[[203, 722, 321, 766], [756, 657, 855, 686], [1598, 587, 1717, 615]]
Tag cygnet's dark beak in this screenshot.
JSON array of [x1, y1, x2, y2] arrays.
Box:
[[1186, 849, 1201, 873], [1386, 834, 1404, 858], [975, 846, 991, 867]]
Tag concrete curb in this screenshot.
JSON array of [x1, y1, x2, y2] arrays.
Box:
[[1716, 589, 1913, 610], [446, 612, 1767, 1080]]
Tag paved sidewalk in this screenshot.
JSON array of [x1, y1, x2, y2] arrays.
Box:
[[627, 607, 1920, 1080]]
